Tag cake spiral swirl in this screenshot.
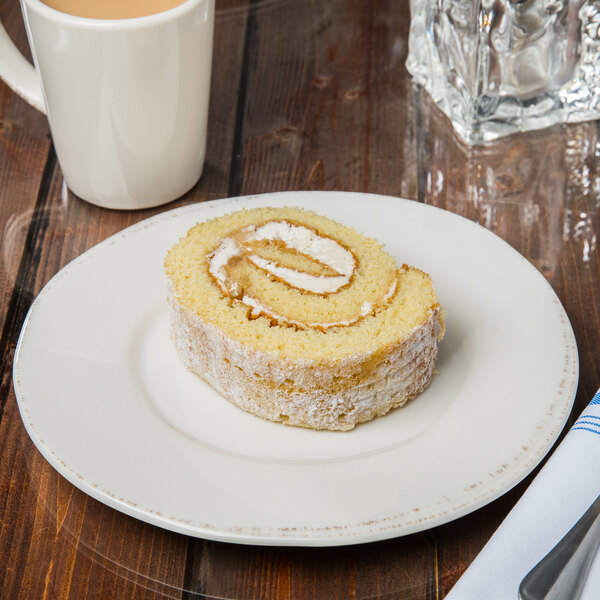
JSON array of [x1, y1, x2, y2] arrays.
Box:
[[207, 219, 397, 330]]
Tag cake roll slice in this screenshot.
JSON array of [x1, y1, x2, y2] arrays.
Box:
[[164, 206, 445, 431]]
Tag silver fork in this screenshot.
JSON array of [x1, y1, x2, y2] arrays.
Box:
[[519, 494, 600, 600]]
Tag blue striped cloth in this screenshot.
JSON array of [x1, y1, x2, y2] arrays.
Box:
[[446, 388, 600, 600], [572, 389, 600, 434]]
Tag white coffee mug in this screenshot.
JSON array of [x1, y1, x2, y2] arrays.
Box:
[[0, 0, 214, 209]]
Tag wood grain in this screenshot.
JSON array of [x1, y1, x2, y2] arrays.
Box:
[[232, 0, 418, 198], [0, 0, 598, 598]]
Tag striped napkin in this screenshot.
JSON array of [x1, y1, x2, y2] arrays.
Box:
[[445, 389, 600, 600]]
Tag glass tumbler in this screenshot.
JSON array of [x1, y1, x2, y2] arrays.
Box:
[[407, 0, 600, 143]]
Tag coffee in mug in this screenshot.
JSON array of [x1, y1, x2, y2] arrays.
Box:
[[40, 0, 188, 19]]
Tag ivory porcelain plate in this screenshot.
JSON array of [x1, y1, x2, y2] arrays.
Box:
[[13, 192, 578, 546]]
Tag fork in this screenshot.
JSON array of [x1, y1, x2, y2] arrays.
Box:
[[518, 494, 600, 600]]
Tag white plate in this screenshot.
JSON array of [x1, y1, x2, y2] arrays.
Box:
[[13, 192, 578, 546]]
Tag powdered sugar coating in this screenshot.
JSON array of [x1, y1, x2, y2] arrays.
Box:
[[168, 284, 441, 431]]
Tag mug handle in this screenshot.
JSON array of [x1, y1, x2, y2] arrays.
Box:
[[0, 21, 46, 113]]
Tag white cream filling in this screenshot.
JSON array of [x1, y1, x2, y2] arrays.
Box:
[[242, 280, 397, 330], [208, 237, 239, 281], [209, 220, 355, 294], [246, 254, 350, 294], [207, 219, 396, 329], [244, 220, 355, 277]]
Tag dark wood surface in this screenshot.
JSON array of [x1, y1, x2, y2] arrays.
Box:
[[1, 1, 599, 598]]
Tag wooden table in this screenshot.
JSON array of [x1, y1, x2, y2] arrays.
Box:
[[1, 1, 598, 598]]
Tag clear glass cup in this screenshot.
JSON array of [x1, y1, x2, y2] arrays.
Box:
[[407, 0, 600, 143]]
